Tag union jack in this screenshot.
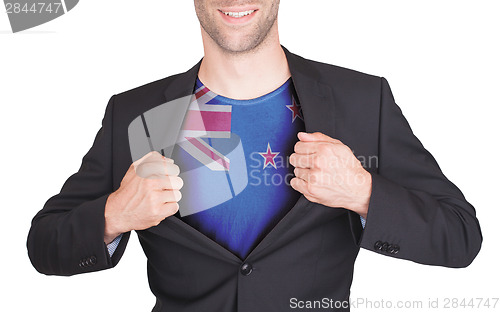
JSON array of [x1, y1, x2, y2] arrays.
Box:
[[176, 85, 232, 171]]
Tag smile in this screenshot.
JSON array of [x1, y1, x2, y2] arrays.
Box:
[[220, 10, 256, 18]]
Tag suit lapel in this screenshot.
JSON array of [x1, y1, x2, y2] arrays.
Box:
[[282, 45, 336, 137], [154, 46, 338, 261], [162, 60, 202, 102]]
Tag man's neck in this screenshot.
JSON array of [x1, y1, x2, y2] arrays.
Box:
[[197, 31, 291, 100]]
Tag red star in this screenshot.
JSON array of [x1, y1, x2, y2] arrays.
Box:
[[286, 97, 303, 122], [258, 143, 280, 169]]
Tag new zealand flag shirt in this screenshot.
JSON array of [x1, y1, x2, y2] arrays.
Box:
[[171, 76, 306, 260]]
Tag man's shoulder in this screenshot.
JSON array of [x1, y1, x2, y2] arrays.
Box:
[[113, 72, 184, 102], [286, 50, 385, 109], [109, 68, 196, 121], [284, 48, 382, 93], [293, 52, 381, 85]]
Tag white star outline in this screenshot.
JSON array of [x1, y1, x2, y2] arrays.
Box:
[[258, 142, 280, 169]]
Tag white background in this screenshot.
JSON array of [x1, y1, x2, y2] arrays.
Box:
[[1, 1, 499, 311]]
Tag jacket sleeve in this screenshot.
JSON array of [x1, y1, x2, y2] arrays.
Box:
[[350, 77, 482, 268], [27, 95, 130, 276]]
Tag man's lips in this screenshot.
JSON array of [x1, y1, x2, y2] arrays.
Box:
[[218, 8, 258, 24]]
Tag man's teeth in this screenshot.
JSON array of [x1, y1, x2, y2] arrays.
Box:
[[222, 10, 255, 18]]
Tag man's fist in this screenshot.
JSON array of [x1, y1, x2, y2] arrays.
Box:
[[103, 151, 184, 244], [289, 132, 371, 219]]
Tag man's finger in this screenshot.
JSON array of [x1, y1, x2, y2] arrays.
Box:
[[294, 140, 341, 154], [293, 141, 317, 154], [293, 167, 310, 181], [289, 153, 316, 168], [297, 131, 342, 144], [160, 175, 184, 190], [136, 162, 180, 179], [290, 177, 317, 200], [290, 176, 306, 193], [134, 151, 160, 166], [290, 177, 321, 204], [158, 189, 182, 203]]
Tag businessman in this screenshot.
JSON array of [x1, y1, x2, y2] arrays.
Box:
[[27, 1, 482, 311]]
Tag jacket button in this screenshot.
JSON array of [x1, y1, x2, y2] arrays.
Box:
[[79, 258, 87, 267], [374, 241, 383, 250], [393, 245, 400, 254], [381, 242, 389, 252], [240, 263, 253, 276], [89, 256, 97, 265], [387, 244, 395, 254]]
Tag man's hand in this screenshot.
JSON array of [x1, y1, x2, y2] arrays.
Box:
[[289, 132, 371, 219], [103, 151, 183, 244]]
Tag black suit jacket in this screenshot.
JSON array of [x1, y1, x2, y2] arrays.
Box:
[[27, 45, 482, 311]]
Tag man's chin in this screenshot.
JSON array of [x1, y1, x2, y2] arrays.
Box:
[[215, 35, 267, 55]]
